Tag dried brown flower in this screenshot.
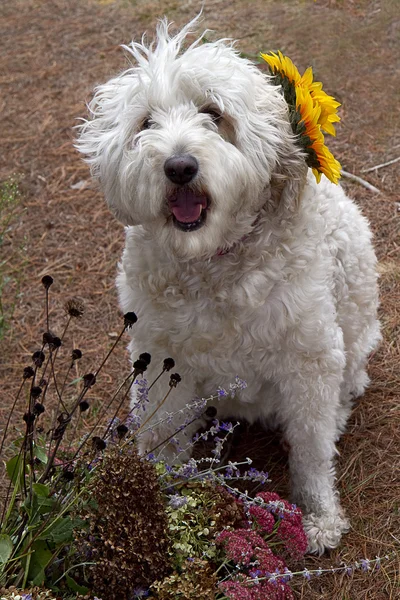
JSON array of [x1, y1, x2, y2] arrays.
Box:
[[124, 311, 138, 328], [64, 298, 84, 318], [163, 357, 175, 372], [41, 275, 54, 290], [76, 444, 171, 599], [151, 557, 216, 599]]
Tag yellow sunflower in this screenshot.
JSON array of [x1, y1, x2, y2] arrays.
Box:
[[260, 51, 341, 184]]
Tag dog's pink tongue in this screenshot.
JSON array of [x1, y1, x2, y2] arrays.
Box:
[[168, 189, 207, 223]]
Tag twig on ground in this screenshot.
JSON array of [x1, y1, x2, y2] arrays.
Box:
[[362, 156, 400, 173], [341, 170, 381, 194]]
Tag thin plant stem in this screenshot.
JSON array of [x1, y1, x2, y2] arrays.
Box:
[[0, 443, 24, 529], [102, 373, 138, 440], [122, 385, 175, 449], [93, 324, 127, 378], [0, 378, 25, 455], [68, 368, 138, 463]]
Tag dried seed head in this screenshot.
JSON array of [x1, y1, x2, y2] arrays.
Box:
[[79, 400, 90, 412], [23, 366, 35, 379], [62, 469, 75, 481], [83, 373, 96, 388], [139, 352, 151, 366], [32, 350, 45, 368], [57, 412, 69, 425], [205, 406, 217, 418], [116, 424, 129, 439], [163, 357, 175, 372], [92, 436, 106, 451], [64, 298, 84, 318], [133, 358, 148, 374], [169, 373, 181, 388], [71, 348, 82, 361], [23, 412, 35, 424], [124, 311, 138, 328], [33, 402, 45, 416], [31, 386, 42, 399], [41, 275, 54, 290], [50, 336, 62, 349], [39, 377, 47, 387], [42, 332, 54, 346]]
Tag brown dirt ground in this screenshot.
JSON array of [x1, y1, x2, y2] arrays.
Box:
[[0, 0, 399, 598]]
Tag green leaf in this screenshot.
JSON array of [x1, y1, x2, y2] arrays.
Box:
[[6, 455, 23, 486], [45, 517, 74, 544], [0, 534, 13, 564], [33, 445, 48, 464], [32, 482, 50, 497], [66, 574, 89, 595], [27, 540, 52, 585]]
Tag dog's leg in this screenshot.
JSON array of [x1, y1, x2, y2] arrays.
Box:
[[276, 348, 350, 554]]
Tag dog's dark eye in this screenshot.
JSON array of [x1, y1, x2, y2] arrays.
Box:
[[140, 117, 152, 131], [200, 108, 222, 123]]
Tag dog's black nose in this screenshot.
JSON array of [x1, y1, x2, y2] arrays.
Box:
[[164, 154, 199, 185]]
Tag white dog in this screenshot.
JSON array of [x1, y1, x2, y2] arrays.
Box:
[[77, 18, 380, 554]]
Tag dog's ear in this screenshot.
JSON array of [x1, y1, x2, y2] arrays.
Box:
[[269, 162, 308, 214], [252, 72, 308, 212], [76, 72, 141, 225]]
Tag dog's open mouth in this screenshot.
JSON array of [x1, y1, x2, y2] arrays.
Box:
[[167, 188, 209, 232]]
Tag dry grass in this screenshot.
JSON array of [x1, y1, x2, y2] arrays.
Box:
[[0, 0, 399, 598]]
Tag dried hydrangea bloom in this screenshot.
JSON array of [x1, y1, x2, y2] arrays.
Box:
[[76, 444, 171, 599]]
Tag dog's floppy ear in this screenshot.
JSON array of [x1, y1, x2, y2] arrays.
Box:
[[252, 75, 308, 213], [76, 72, 142, 225], [270, 159, 308, 214]]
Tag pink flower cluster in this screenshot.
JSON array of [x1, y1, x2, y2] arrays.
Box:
[[215, 491, 307, 599], [216, 529, 293, 600], [253, 492, 307, 559], [219, 577, 294, 600]]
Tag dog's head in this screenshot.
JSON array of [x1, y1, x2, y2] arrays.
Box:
[[77, 17, 306, 259]]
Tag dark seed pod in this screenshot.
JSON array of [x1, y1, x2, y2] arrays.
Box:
[[23, 412, 35, 424], [71, 348, 82, 361], [32, 350, 45, 368], [124, 312, 138, 328], [39, 378, 47, 388], [41, 275, 54, 290], [33, 402, 45, 416], [31, 386, 42, 399], [139, 352, 151, 366], [23, 366, 35, 379], [57, 412, 69, 425], [42, 332, 54, 346], [169, 373, 182, 388], [116, 424, 129, 439], [50, 336, 62, 349], [205, 406, 218, 419], [163, 357, 175, 372], [62, 469, 75, 481], [133, 358, 148, 374], [83, 373, 96, 388], [92, 436, 106, 451], [79, 400, 90, 412]]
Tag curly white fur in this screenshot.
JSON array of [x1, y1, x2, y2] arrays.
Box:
[[77, 17, 381, 554]]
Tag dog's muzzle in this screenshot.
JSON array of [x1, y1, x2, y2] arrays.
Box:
[[165, 154, 208, 232], [167, 187, 209, 232]]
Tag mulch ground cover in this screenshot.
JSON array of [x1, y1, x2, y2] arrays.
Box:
[[1, 0, 399, 598]]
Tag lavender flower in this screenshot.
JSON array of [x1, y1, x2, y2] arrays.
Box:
[[169, 494, 188, 509]]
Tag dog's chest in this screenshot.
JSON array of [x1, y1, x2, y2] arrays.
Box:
[[134, 257, 283, 365]]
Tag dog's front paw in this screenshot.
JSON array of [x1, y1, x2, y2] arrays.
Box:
[[303, 511, 350, 555]]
